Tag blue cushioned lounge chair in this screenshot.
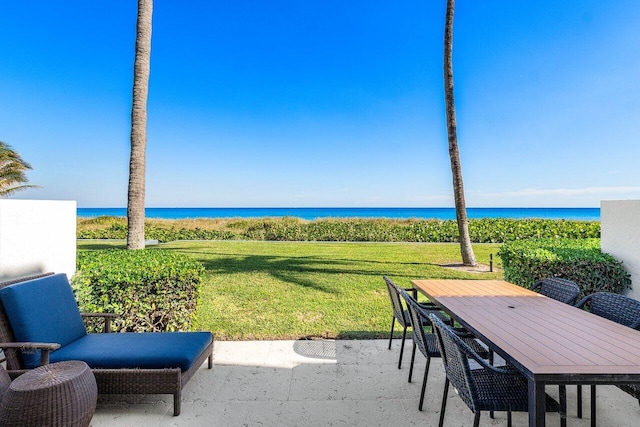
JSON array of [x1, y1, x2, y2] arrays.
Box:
[[0, 273, 214, 416]]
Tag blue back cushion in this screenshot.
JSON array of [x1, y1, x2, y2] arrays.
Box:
[[0, 273, 87, 368]]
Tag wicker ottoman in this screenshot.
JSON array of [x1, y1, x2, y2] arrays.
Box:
[[0, 361, 97, 427]]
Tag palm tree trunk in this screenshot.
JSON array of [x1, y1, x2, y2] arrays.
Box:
[[127, 0, 153, 250], [444, 0, 477, 266]]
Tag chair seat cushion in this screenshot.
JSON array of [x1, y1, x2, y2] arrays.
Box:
[[50, 331, 213, 371]]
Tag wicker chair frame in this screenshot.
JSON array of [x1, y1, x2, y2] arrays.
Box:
[[430, 314, 560, 427], [400, 289, 488, 412], [0, 273, 213, 416], [383, 276, 444, 369], [575, 291, 640, 424], [530, 277, 581, 305]]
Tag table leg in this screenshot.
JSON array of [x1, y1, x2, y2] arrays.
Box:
[[528, 378, 546, 427]]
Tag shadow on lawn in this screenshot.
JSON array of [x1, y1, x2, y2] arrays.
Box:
[[77, 242, 127, 250], [171, 249, 438, 292]]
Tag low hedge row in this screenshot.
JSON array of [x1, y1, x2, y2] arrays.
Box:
[[77, 216, 600, 243], [72, 249, 205, 332], [498, 238, 631, 297]]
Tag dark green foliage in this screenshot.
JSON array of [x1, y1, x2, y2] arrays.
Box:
[[498, 238, 631, 298], [72, 249, 205, 332], [78, 217, 600, 243]]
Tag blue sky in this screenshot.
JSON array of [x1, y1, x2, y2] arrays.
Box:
[[1, 0, 639, 208]]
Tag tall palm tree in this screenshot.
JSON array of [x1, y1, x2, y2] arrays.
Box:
[[443, 0, 477, 266], [127, 0, 153, 250], [0, 141, 38, 197]]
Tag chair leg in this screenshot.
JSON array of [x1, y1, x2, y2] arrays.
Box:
[[591, 385, 596, 427], [488, 350, 495, 419], [208, 354, 213, 369], [559, 385, 567, 427], [408, 342, 417, 383], [438, 378, 449, 427], [418, 356, 431, 411], [473, 412, 481, 427], [173, 391, 181, 416], [577, 384, 582, 418], [388, 317, 395, 350], [398, 326, 407, 369], [507, 411, 512, 427]]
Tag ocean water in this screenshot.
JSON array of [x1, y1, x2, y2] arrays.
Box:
[[77, 207, 600, 221]]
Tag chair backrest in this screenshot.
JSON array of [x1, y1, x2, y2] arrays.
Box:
[[0, 273, 87, 368], [430, 314, 477, 411], [531, 277, 581, 305], [0, 273, 55, 370], [383, 276, 409, 328], [582, 292, 640, 329], [398, 289, 439, 358]]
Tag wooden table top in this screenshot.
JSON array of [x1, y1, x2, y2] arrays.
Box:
[[412, 279, 640, 378]]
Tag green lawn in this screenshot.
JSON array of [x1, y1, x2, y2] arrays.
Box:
[[78, 240, 503, 340]]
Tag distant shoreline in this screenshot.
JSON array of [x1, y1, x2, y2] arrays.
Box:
[[77, 207, 600, 221]]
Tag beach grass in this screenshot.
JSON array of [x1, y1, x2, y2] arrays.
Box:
[[77, 240, 502, 339]]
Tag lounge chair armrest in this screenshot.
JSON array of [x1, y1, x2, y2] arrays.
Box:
[[81, 312, 118, 333], [81, 312, 118, 318], [0, 342, 61, 350], [0, 342, 61, 366]]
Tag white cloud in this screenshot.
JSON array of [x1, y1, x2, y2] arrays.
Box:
[[484, 186, 640, 197], [469, 186, 640, 207]]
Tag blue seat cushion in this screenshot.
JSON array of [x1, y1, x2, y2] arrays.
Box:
[[0, 273, 87, 368], [50, 331, 213, 371]]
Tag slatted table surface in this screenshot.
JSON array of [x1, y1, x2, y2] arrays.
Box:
[[412, 279, 640, 427]]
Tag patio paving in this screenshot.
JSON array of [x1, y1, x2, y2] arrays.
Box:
[[90, 339, 640, 426]]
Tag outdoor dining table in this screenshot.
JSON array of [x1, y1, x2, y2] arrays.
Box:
[[411, 279, 640, 427]]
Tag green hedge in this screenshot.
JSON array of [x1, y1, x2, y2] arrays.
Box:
[[498, 238, 631, 297], [72, 249, 205, 332], [77, 216, 600, 243]]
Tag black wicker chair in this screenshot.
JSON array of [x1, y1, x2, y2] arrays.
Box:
[[383, 276, 446, 369], [530, 277, 581, 305], [399, 289, 489, 412], [430, 314, 561, 427], [575, 292, 640, 425]]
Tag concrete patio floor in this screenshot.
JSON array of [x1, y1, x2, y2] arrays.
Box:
[[90, 339, 640, 426]]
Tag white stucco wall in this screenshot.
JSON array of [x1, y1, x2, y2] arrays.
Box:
[[0, 199, 76, 281], [601, 200, 640, 300]]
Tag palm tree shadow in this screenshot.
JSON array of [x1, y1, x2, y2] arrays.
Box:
[[173, 250, 414, 292]]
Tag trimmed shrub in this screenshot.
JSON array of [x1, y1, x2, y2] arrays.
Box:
[[77, 216, 601, 243], [72, 249, 205, 332], [498, 238, 631, 297]]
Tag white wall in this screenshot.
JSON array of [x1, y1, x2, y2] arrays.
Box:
[[601, 200, 640, 300], [0, 200, 76, 281]]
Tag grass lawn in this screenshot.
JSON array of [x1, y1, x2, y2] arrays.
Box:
[[77, 240, 503, 340]]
